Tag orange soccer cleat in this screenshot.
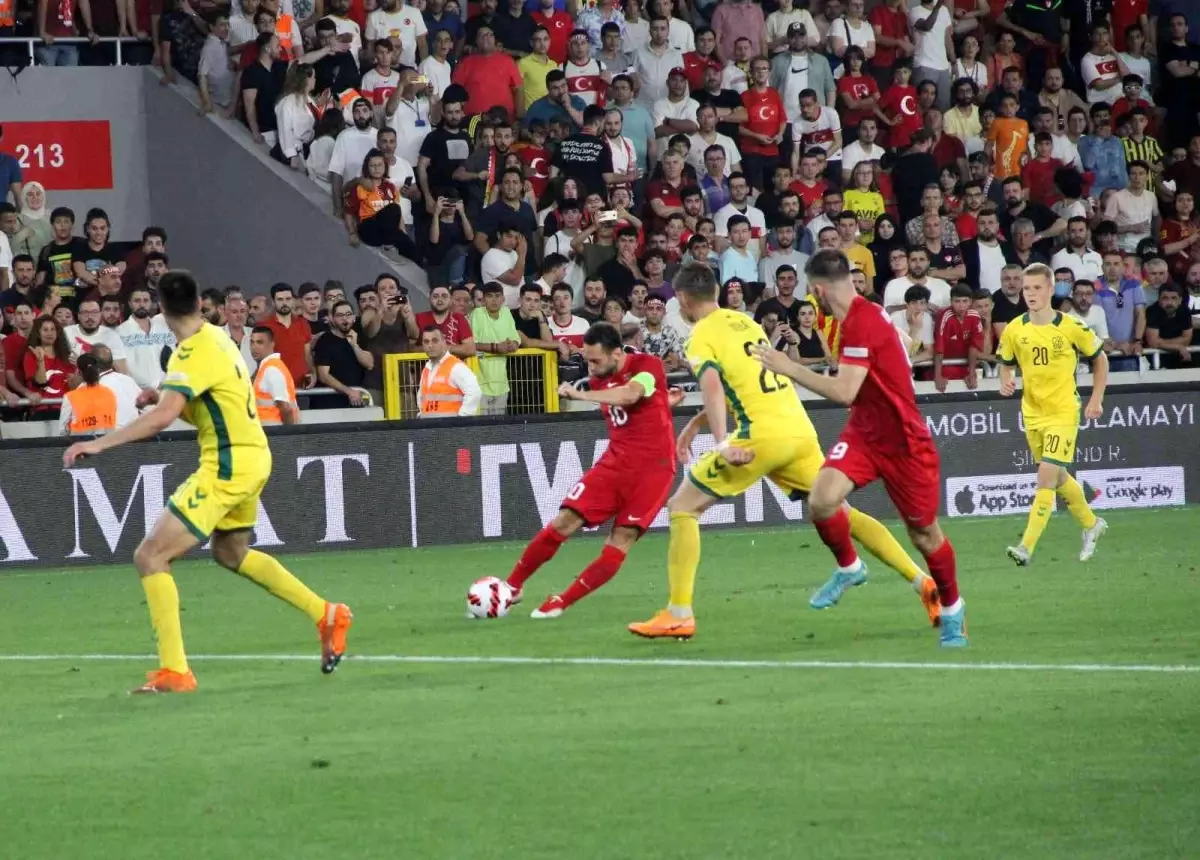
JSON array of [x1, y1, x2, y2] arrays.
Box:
[[317, 602, 354, 674], [627, 610, 696, 640], [132, 668, 198, 694], [920, 576, 942, 628]]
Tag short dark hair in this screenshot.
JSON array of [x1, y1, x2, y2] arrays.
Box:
[[673, 261, 719, 301], [805, 250, 852, 285], [251, 325, 275, 340], [354, 284, 377, 302], [552, 283, 574, 299], [950, 283, 973, 300], [201, 287, 224, 305], [158, 270, 201, 318], [50, 206, 75, 222], [145, 251, 170, 266], [480, 281, 506, 296], [330, 300, 354, 317], [270, 282, 294, 298], [520, 283, 544, 297], [543, 252, 569, 273], [0, 202, 15, 215], [582, 105, 607, 127], [583, 321, 623, 351], [904, 285, 931, 303]]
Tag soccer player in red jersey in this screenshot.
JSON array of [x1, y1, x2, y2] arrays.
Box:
[[505, 322, 682, 618], [754, 250, 967, 647], [933, 284, 984, 391]]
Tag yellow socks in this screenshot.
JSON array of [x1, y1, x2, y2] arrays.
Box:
[[1021, 488, 1057, 551], [667, 511, 700, 617], [142, 572, 188, 674], [236, 549, 326, 623], [1057, 475, 1098, 529], [847, 507, 924, 584]]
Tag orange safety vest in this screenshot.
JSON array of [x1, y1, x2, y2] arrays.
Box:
[[0, 0, 14, 28], [254, 354, 297, 424], [419, 354, 466, 416], [65, 385, 117, 435], [276, 13, 297, 60]]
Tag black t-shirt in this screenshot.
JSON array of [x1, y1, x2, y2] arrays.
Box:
[[754, 295, 804, 330], [314, 54, 362, 97], [892, 152, 939, 224], [597, 258, 637, 302], [491, 10, 536, 55], [1159, 41, 1200, 108], [313, 331, 366, 406], [926, 244, 963, 277], [37, 237, 88, 303], [553, 133, 613, 202], [1009, 0, 1064, 47], [419, 125, 474, 197], [1146, 302, 1192, 340], [513, 310, 543, 341], [0, 287, 29, 316], [1001, 202, 1060, 257], [241, 59, 289, 134], [72, 242, 123, 283], [990, 290, 1028, 325], [1063, 0, 1110, 54], [476, 200, 539, 274], [691, 87, 744, 141]]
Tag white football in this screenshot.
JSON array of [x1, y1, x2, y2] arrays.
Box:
[[466, 576, 514, 619]]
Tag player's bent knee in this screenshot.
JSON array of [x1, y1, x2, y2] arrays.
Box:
[[132, 540, 167, 576], [551, 508, 584, 535], [607, 526, 640, 551], [210, 531, 252, 571], [907, 522, 944, 555]]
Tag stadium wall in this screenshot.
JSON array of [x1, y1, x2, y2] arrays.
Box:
[[0, 384, 1195, 567]]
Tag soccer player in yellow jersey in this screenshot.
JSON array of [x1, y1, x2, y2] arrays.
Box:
[[63, 272, 353, 693], [628, 263, 940, 639], [998, 263, 1110, 566]]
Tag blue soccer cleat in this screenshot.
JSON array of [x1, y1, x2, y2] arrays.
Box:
[[809, 562, 868, 609], [939, 600, 968, 648]]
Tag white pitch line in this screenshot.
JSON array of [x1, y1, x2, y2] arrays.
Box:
[[0, 654, 1197, 674]]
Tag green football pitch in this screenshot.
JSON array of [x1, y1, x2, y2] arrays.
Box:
[[1, 508, 1197, 860]]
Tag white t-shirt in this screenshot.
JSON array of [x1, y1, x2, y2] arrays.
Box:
[[361, 68, 402, 107], [720, 61, 748, 93], [385, 95, 433, 165], [228, 12, 257, 46], [652, 96, 700, 130], [1081, 52, 1123, 104], [908, 4, 951, 71], [828, 17, 874, 74], [63, 324, 128, 363], [976, 241, 1006, 295], [664, 297, 693, 339], [481, 248, 521, 308], [547, 313, 590, 346], [634, 45, 684, 107], [883, 276, 952, 309], [544, 230, 586, 294], [418, 55, 452, 98], [780, 52, 810, 122], [951, 58, 988, 91], [365, 5, 428, 68], [1105, 189, 1158, 252], [1070, 304, 1110, 340], [0, 231, 10, 280], [115, 316, 175, 389], [1051, 247, 1104, 284], [767, 9, 818, 49], [889, 308, 934, 347], [386, 156, 417, 226], [840, 140, 886, 176], [323, 15, 363, 57], [667, 17, 694, 53], [713, 202, 767, 238], [623, 18, 649, 53], [327, 127, 380, 180], [791, 106, 842, 158], [687, 132, 741, 175], [222, 324, 257, 373]]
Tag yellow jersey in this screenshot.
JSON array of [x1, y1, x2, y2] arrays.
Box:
[[997, 312, 1103, 429], [842, 242, 876, 282], [162, 323, 270, 480], [686, 308, 817, 439], [843, 189, 884, 242]]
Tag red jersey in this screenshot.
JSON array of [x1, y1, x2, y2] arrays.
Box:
[[869, 2, 908, 68], [931, 132, 965, 171], [933, 308, 983, 380], [22, 351, 76, 399], [414, 311, 473, 344], [2, 332, 27, 384], [955, 211, 979, 241], [1110, 0, 1147, 52], [518, 145, 552, 200], [643, 177, 684, 230], [682, 51, 722, 91], [532, 9, 571, 63], [564, 58, 607, 107], [788, 178, 828, 221], [838, 295, 932, 450], [1020, 157, 1064, 207], [878, 84, 920, 150], [1159, 217, 1199, 282], [837, 74, 879, 128], [592, 351, 675, 465], [741, 87, 784, 157]]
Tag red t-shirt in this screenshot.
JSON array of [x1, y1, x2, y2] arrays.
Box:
[[1159, 217, 1199, 282], [1021, 157, 1064, 207], [788, 178, 828, 221], [518, 145, 552, 201], [22, 351, 76, 399], [682, 51, 722, 92], [415, 311, 474, 344], [262, 314, 313, 383], [451, 52, 522, 117], [837, 295, 932, 450], [532, 10, 572, 64], [934, 308, 984, 379], [932, 133, 965, 171], [2, 333, 27, 385], [955, 211, 979, 241], [868, 3, 909, 68], [592, 351, 675, 465], [741, 87, 785, 157], [878, 85, 920, 150], [1110, 0, 1148, 52], [837, 75, 879, 128], [643, 177, 684, 231]]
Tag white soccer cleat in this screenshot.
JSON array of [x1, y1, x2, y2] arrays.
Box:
[[1079, 518, 1107, 562], [1006, 544, 1031, 566], [531, 595, 565, 619]]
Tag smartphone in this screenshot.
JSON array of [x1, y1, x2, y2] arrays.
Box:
[[413, 74, 429, 84], [598, 209, 619, 223], [404, 176, 414, 186]]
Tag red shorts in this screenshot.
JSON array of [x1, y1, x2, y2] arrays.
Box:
[[561, 458, 675, 531], [824, 432, 942, 528]]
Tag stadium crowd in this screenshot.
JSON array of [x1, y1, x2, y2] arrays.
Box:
[[2, 0, 1200, 421]]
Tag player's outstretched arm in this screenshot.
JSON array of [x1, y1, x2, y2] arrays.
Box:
[[62, 390, 187, 467], [751, 345, 867, 405], [1084, 351, 1108, 420], [557, 380, 647, 407]]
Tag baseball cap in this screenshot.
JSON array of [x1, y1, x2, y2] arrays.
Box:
[[787, 22, 807, 36], [668, 66, 687, 79]]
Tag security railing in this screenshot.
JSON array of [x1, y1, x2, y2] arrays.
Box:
[[382, 349, 561, 420], [0, 36, 147, 65]]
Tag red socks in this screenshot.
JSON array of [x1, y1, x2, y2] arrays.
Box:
[[507, 525, 568, 589], [814, 508, 860, 569], [559, 545, 627, 608], [923, 539, 960, 606]]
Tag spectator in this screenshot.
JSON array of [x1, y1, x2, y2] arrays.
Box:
[[755, 263, 804, 328], [891, 284, 935, 362], [576, 276, 608, 322], [1052, 217, 1105, 284], [643, 150, 688, 232], [467, 281, 521, 414], [196, 15, 238, 117], [1082, 24, 1127, 106], [199, 287, 225, 326], [5, 184, 50, 262], [476, 167, 539, 273], [713, 172, 765, 250], [1144, 283, 1194, 367], [422, 0, 461, 61], [452, 24, 522, 118], [297, 283, 329, 334], [892, 130, 941, 226], [312, 20, 362, 96], [933, 283, 982, 391], [64, 296, 131, 373], [653, 66, 701, 147], [989, 262, 1029, 339], [1159, 190, 1199, 284], [1104, 159, 1159, 252], [69, 209, 124, 296], [610, 74, 657, 178], [597, 226, 644, 302], [115, 287, 174, 390], [274, 64, 319, 169], [416, 284, 476, 356], [0, 252, 33, 318], [1068, 279, 1111, 345], [34, 207, 84, 308], [908, 0, 953, 111], [417, 87, 472, 215], [248, 294, 269, 322], [545, 282, 590, 350], [365, 0, 427, 68], [634, 16, 685, 109], [525, 69, 588, 132], [769, 23, 834, 129], [759, 223, 809, 287], [99, 296, 122, 329], [1120, 108, 1164, 190], [223, 296, 256, 372], [513, 283, 568, 357], [639, 292, 684, 369], [572, 209, 618, 277], [689, 105, 741, 180], [427, 193, 475, 287], [383, 73, 439, 168], [479, 225, 529, 309], [261, 283, 314, 385], [840, 117, 885, 186], [241, 33, 289, 147], [121, 227, 167, 294], [313, 300, 373, 407], [883, 247, 952, 312], [562, 26, 608, 107], [519, 27, 559, 109], [737, 59, 787, 192], [1000, 177, 1066, 258], [417, 325, 482, 417], [905, 183, 959, 248], [23, 315, 75, 416], [249, 325, 299, 425], [54, 304, 75, 329], [920, 212, 964, 283], [834, 210, 873, 279], [718, 214, 760, 283], [330, 100, 383, 220], [1079, 104, 1129, 196], [542, 198, 586, 293], [0, 301, 34, 406], [1159, 14, 1200, 151]]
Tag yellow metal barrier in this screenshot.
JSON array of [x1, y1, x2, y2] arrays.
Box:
[[383, 348, 561, 420]]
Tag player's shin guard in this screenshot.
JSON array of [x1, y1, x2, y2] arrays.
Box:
[[667, 511, 700, 616], [1020, 488, 1057, 552], [923, 539, 961, 607], [142, 573, 189, 674], [508, 525, 568, 589], [814, 507, 860, 569], [236, 549, 326, 623], [560, 544, 628, 608], [847, 507, 923, 583], [1057, 475, 1098, 529]]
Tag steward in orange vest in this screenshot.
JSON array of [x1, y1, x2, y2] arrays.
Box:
[[60, 354, 116, 435], [418, 326, 481, 417], [250, 326, 299, 425]]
